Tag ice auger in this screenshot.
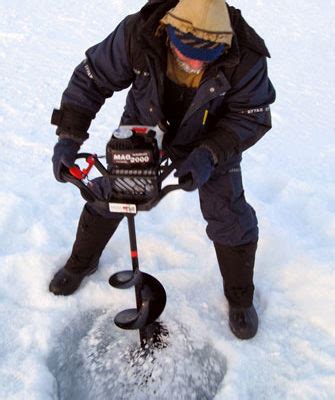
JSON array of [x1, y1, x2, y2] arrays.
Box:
[[62, 126, 185, 348]]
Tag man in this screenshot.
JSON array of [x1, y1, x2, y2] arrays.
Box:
[[50, 0, 276, 340]]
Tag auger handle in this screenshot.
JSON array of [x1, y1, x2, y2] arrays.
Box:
[[60, 153, 108, 202], [61, 153, 193, 211]]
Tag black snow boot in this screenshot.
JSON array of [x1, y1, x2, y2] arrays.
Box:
[[228, 304, 258, 340], [48, 265, 98, 296], [49, 205, 122, 296], [214, 241, 258, 340]]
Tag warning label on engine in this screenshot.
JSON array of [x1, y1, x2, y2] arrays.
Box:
[[109, 202, 137, 214]]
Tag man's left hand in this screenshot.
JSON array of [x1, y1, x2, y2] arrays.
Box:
[[174, 147, 215, 191]]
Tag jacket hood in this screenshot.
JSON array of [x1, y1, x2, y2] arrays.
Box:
[[228, 6, 270, 58]]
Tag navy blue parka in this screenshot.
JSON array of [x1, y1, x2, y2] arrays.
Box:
[[54, 0, 276, 246]]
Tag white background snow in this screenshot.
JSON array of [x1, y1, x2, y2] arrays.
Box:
[[1, 0, 334, 399]]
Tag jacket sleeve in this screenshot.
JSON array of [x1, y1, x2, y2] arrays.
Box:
[[52, 18, 135, 140], [203, 56, 276, 163]]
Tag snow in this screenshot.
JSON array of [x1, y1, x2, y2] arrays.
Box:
[[0, 0, 334, 399]]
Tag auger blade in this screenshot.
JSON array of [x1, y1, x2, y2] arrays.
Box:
[[113, 272, 166, 330], [109, 270, 142, 289], [114, 299, 150, 330]]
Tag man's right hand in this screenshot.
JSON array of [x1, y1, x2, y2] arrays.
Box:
[[52, 138, 80, 182]]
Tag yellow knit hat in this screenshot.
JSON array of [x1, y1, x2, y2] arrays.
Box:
[[160, 0, 233, 47]]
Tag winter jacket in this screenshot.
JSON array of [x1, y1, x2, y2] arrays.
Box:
[[52, 0, 276, 169]]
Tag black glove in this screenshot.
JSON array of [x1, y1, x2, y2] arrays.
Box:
[[52, 138, 80, 182], [174, 147, 215, 191]]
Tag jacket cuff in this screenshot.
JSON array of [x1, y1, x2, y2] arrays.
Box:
[[56, 130, 85, 145], [202, 128, 240, 164], [51, 105, 94, 140]]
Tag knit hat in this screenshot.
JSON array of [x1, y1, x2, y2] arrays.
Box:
[[160, 0, 233, 47], [166, 25, 225, 62]]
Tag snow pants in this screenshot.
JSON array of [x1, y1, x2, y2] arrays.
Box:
[[198, 163, 258, 246]]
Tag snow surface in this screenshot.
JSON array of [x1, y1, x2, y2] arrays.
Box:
[[1, 0, 334, 399]]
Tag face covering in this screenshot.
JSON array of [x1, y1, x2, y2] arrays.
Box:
[[171, 44, 208, 74]]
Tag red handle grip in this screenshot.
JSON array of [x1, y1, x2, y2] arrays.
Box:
[[69, 155, 96, 180]]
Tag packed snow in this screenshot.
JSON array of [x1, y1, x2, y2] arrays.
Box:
[[0, 0, 334, 399]]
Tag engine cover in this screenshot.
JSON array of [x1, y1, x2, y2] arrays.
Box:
[[106, 126, 161, 203]]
